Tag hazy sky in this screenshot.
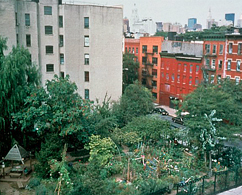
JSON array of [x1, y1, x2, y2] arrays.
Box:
[[63, 0, 242, 27]]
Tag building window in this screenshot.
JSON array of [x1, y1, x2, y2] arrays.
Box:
[[177, 75, 180, 83], [219, 45, 223, 54], [172, 74, 174, 81], [136, 48, 138, 54], [129, 47, 131, 53], [237, 60, 241, 71], [84, 54, 89, 65], [238, 43, 242, 55], [125, 47, 127, 53], [46, 64, 54, 72], [60, 53, 64, 65], [44, 6, 52, 15], [152, 80, 157, 88], [210, 75, 214, 83], [59, 35, 64, 47], [84, 71, 89, 82], [132, 47, 134, 54], [189, 76, 192, 85], [184, 64, 187, 72], [219, 60, 222, 69], [84, 17, 89, 28], [161, 72, 164, 78], [195, 78, 199, 85], [25, 14, 30, 26], [183, 76, 186, 83], [16, 34, 19, 44], [152, 57, 157, 65], [26, 34, 31, 47], [227, 60, 231, 70], [45, 26, 53, 35], [84, 36, 89, 47], [211, 59, 216, 69], [142, 57, 147, 64], [59, 16, 63, 27], [166, 73, 169, 81], [206, 58, 210, 66], [152, 93, 157, 99], [205, 44, 210, 54], [153, 45, 158, 54], [15, 12, 18, 26], [190, 64, 193, 73], [235, 77, 240, 85], [60, 72, 64, 78], [196, 65, 199, 72], [229, 43, 233, 54], [226, 76, 231, 80], [46, 46, 53, 54], [142, 45, 147, 53], [85, 89, 89, 99], [178, 64, 181, 72], [212, 45, 216, 54]]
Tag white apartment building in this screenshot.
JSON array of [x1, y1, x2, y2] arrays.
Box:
[[0, 0, 123, 102]]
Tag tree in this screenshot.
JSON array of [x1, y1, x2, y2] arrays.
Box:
[[13, 75, 93, 149], [121, 115, 172, 145], [0, 37, 40, 157], [113, 81, 154, 126], [123, 53, 139, 92]]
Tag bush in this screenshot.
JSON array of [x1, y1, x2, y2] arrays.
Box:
[[35, 133, 63, 178], [28, 177, 41, 188]]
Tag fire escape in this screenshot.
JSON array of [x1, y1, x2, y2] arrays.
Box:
[[202, 44, 217, 83], [141, 45, 158, 90]]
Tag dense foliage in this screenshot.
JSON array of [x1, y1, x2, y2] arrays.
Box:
[[0, 37, 40, 156], [123, 53, 139, 92]]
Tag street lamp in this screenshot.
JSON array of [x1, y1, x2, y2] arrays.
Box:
[[2, 162, 5, 178]]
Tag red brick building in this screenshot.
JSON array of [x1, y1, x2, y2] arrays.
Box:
[[202, 35, 226, 84], [124, 33, 242, 107], [225, 34, 242, 83], [159, 41, 203, 107]]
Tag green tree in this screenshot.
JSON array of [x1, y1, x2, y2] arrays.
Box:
[[0, 37, 40, 157], [113, 81, 154, 126], [121, 115, 172, 145], [123, 53, 139, 92], [13, 75, 93, 148]]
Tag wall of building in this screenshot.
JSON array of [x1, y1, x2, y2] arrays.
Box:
[[0, 0, 123, 102], [0, 0, 17, 54]]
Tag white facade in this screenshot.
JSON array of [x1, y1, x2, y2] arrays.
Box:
[[0, 0, 123, 102]]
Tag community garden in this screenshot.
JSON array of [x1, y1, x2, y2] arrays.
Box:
[[1, 37, 242, 194]]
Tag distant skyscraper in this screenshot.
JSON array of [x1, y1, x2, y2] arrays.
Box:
[[123, 18, 130, 33], [156, 22, 163, 32], [206, 8, 216, 29], [225, 13, 235, 26], [188, 18, 197, 30]]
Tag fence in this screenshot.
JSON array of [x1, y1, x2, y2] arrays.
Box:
[[175, 167, 242, 195]]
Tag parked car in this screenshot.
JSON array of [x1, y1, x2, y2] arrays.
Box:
[[172, 117, 184, 125], [152, 108, 169, 115]]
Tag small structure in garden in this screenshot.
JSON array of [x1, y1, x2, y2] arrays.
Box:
[[3, 144, 32, 178]]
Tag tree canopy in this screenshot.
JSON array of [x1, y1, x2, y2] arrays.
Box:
[[123, 53, 139, 92], [0, 36, 40, 156]]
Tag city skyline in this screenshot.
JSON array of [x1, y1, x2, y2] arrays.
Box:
[[64, 0, 242, 28]]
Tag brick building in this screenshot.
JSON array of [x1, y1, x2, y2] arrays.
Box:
[[124, 32, 242, 107]]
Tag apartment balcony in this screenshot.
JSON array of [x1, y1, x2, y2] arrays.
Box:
[[146, 84, 153, 89], [142, 71, 153, 77], [144, 51, 154, 55], [202, 65, 216, 72], [145, 61, 154, 66], [204, 53, 217, 57]]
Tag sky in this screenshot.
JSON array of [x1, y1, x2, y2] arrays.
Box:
[[63, 0, 242, 27]]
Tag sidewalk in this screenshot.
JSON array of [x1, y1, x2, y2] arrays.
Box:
[[218, 186, 242, 195], [157, 105, 178, 117]]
